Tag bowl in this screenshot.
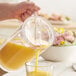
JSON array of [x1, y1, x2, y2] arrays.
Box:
[[41, 46, 76, 63]]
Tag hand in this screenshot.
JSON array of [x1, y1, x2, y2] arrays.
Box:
[[12, 2, 40, 21], [0, 2, 40, 21]]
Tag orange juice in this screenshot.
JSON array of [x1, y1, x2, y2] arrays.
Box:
[[35, 45, 49, 71], [28, 44, 52, 76], [28, 70, 52, 76], [27, 45, 52, 76], [0, 42, 36, 70]]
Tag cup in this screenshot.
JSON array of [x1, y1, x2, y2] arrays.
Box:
[[25, 61, 54, 76]]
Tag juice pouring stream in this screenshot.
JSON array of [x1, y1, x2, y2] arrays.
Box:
[[25, 15, 54, 76], [26, 0, 54, 73]]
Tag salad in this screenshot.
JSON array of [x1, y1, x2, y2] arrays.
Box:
[[53, 28, 76, 46]]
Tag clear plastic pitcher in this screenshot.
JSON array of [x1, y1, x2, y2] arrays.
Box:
[[0, 15, 54, 72]]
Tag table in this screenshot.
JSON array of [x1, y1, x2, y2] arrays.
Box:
[[0, 20, 76, 76], [1, 58, 76, 76]]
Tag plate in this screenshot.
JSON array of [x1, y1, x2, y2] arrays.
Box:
[[50, 20, 71, 25]]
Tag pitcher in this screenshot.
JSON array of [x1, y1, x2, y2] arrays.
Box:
[[0, 15, 54, 72]]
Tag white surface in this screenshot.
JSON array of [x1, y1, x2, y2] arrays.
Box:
[[2, 60, 76, 76], [0, 22, 76, 76]]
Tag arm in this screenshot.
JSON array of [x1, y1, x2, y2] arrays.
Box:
[[0, 3, 15, 21]]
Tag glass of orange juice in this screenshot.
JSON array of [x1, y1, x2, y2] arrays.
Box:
[[25, 61, 54, 76]]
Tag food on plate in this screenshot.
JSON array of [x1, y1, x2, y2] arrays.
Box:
[[38, 13, 50, 19], [53, 28, 76, 46], [48, 13, 71, 21], [39, 13, 71, 21], [38, 13, 71, 25]]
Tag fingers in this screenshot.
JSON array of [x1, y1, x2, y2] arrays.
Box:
[[28, 3, 40, 12], [14, 1, 40, 21], [21, 13, 30, 21], [21, 9, 34, 21], [17, 2, 40, 14]]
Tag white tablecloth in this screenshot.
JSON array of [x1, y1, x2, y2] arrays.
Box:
[[2, 57, 76, 76], [0, 21, 76, 76], [2, 62, 76, 76]]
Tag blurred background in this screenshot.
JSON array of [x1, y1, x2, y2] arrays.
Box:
[[0, 0, 76, 21]]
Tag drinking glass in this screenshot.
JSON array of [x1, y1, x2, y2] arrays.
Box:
[[25, 61, 54, 76]]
